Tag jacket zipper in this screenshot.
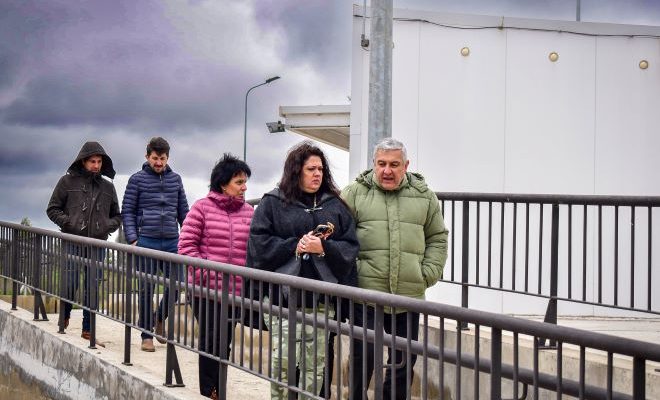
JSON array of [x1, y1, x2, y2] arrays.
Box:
[[160, 173, 164, 237]]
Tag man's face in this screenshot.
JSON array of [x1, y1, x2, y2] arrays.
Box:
[[146, 151, 168, 174], [83, 155, 103, 173], [373, 149, 409, 191]]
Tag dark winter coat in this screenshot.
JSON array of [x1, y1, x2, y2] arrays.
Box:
[[46, 141, 121, 240], [246, 188, 359, 305], [121, 162, 189, 243]]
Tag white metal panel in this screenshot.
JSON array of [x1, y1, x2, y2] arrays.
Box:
[[416, 22, 507, 192], [594, 37, 660, 196], [349, 11, 369, 178], [391, 20, 421, 169], [504, 29, 596, 194]]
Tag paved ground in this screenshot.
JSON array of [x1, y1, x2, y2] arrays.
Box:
[[3, 298, 660, 399], [0, 300, 270, 400]]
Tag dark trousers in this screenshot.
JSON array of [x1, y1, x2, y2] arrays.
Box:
[[136, 236, 181, 340], [63, 244, 105, 332], [192, 296, 236, 398], [350, 304, 419, 400]]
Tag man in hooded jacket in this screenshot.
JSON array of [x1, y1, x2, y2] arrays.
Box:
[[47, 141, 121, 346]]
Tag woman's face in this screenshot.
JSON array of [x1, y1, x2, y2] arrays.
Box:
[[221, 171, 248, 198], [299, 155, 323, 194]]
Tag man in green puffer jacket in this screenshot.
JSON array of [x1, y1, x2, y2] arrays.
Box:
[[341, 137, 448, 400]]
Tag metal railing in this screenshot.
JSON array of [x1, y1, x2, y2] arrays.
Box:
[[1, 220, 659, 399], [437, 192, 660, 332]]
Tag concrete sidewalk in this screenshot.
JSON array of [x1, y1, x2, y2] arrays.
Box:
[[0, 299, 269, 399]]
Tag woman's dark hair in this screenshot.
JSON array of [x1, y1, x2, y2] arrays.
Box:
[[278, 141, 343, 203], [210, 153, 251, 192]]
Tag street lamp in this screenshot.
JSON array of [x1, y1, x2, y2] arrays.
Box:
[[243, 76, 281, 161]]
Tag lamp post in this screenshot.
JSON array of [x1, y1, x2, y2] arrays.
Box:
[[243, 76, 281, 161]]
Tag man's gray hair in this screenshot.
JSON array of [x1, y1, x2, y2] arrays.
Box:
[[373, 137, 407, 163]]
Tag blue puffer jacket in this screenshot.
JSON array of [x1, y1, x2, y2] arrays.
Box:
[[122, 162, 189, 243]]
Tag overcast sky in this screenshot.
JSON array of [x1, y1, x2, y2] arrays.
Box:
[[1, 0, 659, 232]]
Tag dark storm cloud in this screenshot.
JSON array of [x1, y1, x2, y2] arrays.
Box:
[[254, 1, 352, 83], [0, 0, 352, 228], [0, 1, 274, 132]]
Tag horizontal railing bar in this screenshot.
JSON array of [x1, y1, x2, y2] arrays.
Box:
[[435, 192, 660, 206], [438, 280, 660, 316]]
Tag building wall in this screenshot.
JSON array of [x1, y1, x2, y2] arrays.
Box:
[[350, 8, 660, 314]]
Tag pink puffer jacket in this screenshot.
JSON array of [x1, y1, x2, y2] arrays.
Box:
[[178, 191, 253, 296]]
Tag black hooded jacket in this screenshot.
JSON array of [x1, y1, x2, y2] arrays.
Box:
[[246, 188, 359, 305], [46, 141, 121, 240]]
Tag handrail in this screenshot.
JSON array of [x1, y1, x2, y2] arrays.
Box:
[[436, 191, 660, 206]]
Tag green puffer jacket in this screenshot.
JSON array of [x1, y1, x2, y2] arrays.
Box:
[[341, 170, 448, 301]]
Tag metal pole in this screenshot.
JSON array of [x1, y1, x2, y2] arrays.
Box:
[[243, 76, 280, 162], [367, 0, 393, 159], [460, 201, 469, 330], [576, 0, 581, 21]]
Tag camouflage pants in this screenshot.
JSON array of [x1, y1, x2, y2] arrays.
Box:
[[263, 297, 335, 400]]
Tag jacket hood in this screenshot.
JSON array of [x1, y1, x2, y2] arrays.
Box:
[[68, 141, 116, 179], [141, 161, 172, 175], [354, 169, 430, 193], [263, 187, 335, 205]]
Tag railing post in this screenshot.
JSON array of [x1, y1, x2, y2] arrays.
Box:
[[490, 327, 502, 400], [218, 272, 231, 399], [88, 245, 99, 349], [374, 304, 385, 400], [460, 201, 470, 330], [123, 253, 133, 366], [632, 357, 646, 399], [11, 228, 18, 310], [164, 260, 184, 387], [287, 287, 299, 400], [32, 233, 47, 321], [541, 203, 559, 348], [57, 240, 67, 333]]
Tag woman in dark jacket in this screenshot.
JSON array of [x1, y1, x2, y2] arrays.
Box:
[[246, 141, 359, 399]]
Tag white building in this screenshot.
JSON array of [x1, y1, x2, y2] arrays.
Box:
[[281, 5, 660, 315]]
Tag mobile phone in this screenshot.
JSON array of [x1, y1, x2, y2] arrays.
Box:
[[313, 224, 331, 236], [312, 222, 335, 237]]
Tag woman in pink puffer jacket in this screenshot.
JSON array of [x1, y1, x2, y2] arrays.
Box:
[[178, 153, 253, 399]]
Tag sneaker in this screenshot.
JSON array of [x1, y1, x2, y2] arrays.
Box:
[[141, 338, 155, 352], [154, 316, 166, 344], [81, 331, 106, 348]]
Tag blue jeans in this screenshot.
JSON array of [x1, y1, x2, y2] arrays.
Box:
[[136, 236, 182, 340], [63, 244, 105, 332]]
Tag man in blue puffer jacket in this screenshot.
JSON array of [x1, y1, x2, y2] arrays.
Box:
[[122, 137, 189, 352]]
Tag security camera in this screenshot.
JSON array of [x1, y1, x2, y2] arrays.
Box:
[[266, 121, 286, 133]]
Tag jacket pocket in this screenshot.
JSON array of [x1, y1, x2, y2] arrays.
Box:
[[64, 190, 87, 233]]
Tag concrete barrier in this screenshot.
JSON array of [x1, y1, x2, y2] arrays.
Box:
[[0, 305, 188, 400]]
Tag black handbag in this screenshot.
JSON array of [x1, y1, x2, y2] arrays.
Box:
[[241, 277, 269, 331]]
